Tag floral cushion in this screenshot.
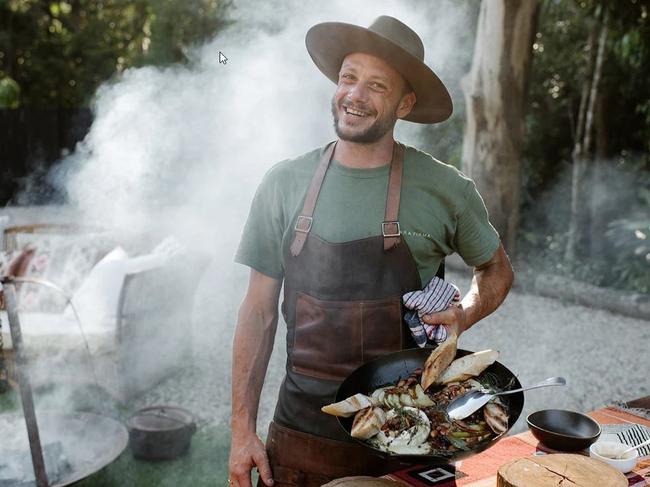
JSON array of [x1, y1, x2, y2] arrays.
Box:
[[13, 233, 113, 312]]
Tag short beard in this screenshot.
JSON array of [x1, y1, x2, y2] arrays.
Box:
[[331, 97, 397, 144]]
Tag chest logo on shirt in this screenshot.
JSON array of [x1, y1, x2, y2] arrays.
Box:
[[402, 230, 435, 241]]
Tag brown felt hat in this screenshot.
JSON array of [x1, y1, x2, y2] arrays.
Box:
[[306, 15, 453, 124]]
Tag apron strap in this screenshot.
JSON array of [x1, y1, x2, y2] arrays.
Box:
[[290, 141, 405, 257], [290, 142, 336, 257], [383, 142, 404, 250]]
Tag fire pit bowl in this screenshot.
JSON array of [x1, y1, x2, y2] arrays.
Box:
[[0, 411, 128, 486]]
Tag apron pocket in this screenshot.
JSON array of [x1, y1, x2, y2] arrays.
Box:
[[292, 292, 403, 381]]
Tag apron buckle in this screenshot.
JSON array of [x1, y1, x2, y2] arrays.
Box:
[[382, 221, 401, 237], [294, 215, 313, 233]]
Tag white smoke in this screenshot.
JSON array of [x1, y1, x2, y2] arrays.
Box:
[[43, 0, 477, 366], [2, 0, 476, 471], [2, 1, 477, 481], [57, 0, 475, 253]]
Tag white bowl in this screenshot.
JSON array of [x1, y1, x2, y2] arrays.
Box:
[[589, 441, 639, 473]]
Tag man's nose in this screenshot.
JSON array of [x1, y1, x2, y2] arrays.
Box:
[[347, 82, 370, 104]]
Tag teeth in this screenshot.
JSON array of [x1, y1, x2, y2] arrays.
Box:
[[345, 107, 367, 116]]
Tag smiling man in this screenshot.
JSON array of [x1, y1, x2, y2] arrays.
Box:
[[229, 16, 514, 487]]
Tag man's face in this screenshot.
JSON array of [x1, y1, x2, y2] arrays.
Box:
[[331, 52, 415, 144]]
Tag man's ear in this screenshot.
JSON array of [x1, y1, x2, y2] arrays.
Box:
[[396, 91, 417, 119]]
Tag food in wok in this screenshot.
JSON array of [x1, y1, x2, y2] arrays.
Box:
[[322, 341, 512, 456]]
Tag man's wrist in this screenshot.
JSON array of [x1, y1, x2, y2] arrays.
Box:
[[231, 415, 257, 436]]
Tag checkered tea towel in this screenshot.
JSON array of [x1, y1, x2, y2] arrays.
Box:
[[403, 276, 460, 347]]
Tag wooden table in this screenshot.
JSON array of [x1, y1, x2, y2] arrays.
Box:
[[382, 399, 650, 487]]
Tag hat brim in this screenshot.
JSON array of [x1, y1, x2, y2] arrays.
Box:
[[306, 22, 453, 124]]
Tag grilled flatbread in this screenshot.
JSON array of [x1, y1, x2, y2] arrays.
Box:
[[420, 333, 458, 390], [436, 349, 499, 385], [321, 393, 373, 417], [351, 407, 386, 439]]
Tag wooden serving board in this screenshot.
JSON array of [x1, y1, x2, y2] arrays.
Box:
[[497, 453, 627, 487]]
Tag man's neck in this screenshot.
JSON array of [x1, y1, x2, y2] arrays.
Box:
[[334, 134, 395, 169]]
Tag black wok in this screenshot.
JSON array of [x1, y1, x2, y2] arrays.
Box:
[[335, 348, 524, 464]]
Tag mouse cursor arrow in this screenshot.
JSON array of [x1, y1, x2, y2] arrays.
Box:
[[219, 51, 228, 65]]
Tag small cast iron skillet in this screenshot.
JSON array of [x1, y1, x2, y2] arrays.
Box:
[[527, 409, 601, 451], [335, 348, 524, 465], [127, 406, 197, 460]]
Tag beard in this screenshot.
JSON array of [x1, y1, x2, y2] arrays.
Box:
[[331, 97, 398, 144]]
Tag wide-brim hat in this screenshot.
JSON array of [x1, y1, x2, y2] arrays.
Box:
[[305, 16, 453, 124]]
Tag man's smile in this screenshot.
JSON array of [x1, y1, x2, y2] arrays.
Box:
[[343, 106, 371, 117]]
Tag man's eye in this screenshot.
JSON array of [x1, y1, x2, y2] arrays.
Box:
[[371, 82, 386, 91]]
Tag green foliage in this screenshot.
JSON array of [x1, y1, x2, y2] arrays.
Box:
[[520, 0, 650, 293], [0, 75, 20, 107], [0, 0, 232, 107]]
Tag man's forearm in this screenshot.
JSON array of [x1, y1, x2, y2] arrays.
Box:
[[460, 245, 514, 332], [231, 299, 279, 434]]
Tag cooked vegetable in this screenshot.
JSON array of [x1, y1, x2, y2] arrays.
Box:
[[351, 407, 386, 439], [483, 401, 508, 434], [436, 350, 500, 384], [321, 393, 372, 417]]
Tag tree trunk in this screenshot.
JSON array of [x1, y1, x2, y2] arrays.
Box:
[[565, 11, 609, 263], [461, 0, 540, 258], [588, 93, 608, 257]]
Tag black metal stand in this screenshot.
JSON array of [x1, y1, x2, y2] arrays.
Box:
[[1, 277, 49, 487]]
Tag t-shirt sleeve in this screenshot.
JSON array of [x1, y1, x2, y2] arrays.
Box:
[[453, 180, 501, 267], [234, 169, 285, 280]]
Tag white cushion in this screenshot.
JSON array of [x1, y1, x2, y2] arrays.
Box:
[[0, 310, 114, 354], [1, 237, 181, 354], [63, 246, 130, 331]]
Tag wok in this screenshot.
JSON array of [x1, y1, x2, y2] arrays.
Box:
[[335, 348, 524, 464]]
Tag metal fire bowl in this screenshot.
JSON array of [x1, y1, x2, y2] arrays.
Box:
[[0, 411, 128, 486]]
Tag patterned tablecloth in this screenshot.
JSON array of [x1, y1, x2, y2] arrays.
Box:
[[382, 404, 650, 487]]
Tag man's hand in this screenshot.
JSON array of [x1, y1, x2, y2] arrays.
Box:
[[421, 303, 467, 338], [229, 270, 282, 487], [229, 429, 274, 487], [422, 244, 513, 336]]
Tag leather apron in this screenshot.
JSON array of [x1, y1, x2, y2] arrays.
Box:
[[261, 142, 424, 486]]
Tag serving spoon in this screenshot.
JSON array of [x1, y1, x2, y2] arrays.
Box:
[[615, 438, 650, 458], [446, 376, 566, 420]]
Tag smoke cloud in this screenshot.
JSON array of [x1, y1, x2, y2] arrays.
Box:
[[3, 2, 478, 478], [45, 0, 476, 360]]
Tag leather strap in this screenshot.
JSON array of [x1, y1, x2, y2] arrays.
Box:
[[383, 142, 404, 250], [290, 142, 336, 257], [290, 141, 405, 256]]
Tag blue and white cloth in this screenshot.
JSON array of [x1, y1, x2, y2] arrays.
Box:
[[403, 276, 460, 347]]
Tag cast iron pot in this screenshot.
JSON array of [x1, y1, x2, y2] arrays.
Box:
[[127, 406, 197, 460], [335, 348, 524, 465]]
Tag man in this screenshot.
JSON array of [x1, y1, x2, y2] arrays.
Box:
[[229, 16, 514, 487]]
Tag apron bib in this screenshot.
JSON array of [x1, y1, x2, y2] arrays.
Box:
[[274, 141, 421, 441]]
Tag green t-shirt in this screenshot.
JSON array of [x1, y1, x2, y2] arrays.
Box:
[[235, 143, 500, 284]]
